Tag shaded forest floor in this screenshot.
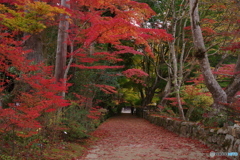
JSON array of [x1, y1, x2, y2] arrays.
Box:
[[79, 113, 230, 160]]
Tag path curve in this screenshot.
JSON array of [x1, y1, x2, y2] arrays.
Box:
[[80, 114, 229, 160]]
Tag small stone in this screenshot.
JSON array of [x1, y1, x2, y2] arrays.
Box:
[[235, 128, 240, 139], [207, 136, 212, 143], [181, 122, 188, 126], [234, 124, 240, 128], [180, 125, 187, 136], [228, 126, 236, 137], [217, 128, 228, 134], [217, 135, 225, 146], [233, 139, 240, 152], [212, 134, 218, 143], [192, 127, 198, 137], [223, 134, 234, 152]]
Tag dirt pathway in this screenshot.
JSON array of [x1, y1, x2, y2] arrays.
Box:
[[80, 114, 229, 160]]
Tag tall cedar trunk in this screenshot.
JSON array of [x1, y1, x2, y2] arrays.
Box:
[[84, 43, 96, 108], [54, 0, 70, 96], [190, 0, 227, 114], [19, 0, 43, 103], [24, 33, 43, 63], [55, 0, 69, 82], [54, 0, 70, 120], [25, 0, 43, 63]]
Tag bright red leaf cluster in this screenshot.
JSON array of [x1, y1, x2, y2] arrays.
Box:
[[213, 64, 236, 77], [0, 30, 70, 135], [122, 68, 149, 85]]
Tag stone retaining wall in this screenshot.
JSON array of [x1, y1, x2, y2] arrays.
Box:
[[136, 109, 240, 159]]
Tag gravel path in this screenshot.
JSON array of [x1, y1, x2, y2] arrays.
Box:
[[80, 113, 229, 160]]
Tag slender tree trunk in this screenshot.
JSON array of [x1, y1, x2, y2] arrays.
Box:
[[139, 87, 145, 104], [190, 0, 227, 114], [169, 2, 185, 120], [89, 42, 95, 55], [142, 76, 160, 107], [170, 40, 185, 120], [225, 54, 240, 101], [185, 104, 195, 121], [158, 79, 171, 107]]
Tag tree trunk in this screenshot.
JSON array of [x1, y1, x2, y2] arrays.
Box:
[[55, 0, 70, 85], [24, 33, 44, 63], [54, 0, 70, 121], [24, 0, 44, 64], [0, 100, 2, 110], [170, 39, 185, 120], [185, 105, 195, 121], [169, 3, 185, 120], [142, 76, 160, 107], [190, 0, 227, 114], [225, 54, 240, 102], [158, 79, 171, 107]]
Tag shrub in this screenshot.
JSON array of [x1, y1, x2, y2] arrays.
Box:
[[181, 84, 213, 121], [62, 103, 103, 141]]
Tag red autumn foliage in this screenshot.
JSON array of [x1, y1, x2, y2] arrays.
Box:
[[87, 107, 101, 120], [201, 18, 217, 24], [122, 68, 149, 85], [164, 97, 186, 106], [65, 0, 172, 71], [213, 64, 236, 77], [95, 84, 117, 94], [0, 0, 172, 142], [186, 73, 205, 85], [223, 42, 240, 52], [0, 65, 70, 132], [0, 29, 70, 134]]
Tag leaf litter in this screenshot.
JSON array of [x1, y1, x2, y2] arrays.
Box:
[[80, 114, 230, 160]]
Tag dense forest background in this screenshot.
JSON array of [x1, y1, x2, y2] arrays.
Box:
[[0, 0, 239, 159]]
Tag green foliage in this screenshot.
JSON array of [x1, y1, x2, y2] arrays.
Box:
[[189, 107, 208, 122], [208, 54, 237, 67], [42, 142, 85, 160], [105, 105, 119, 117], [42, 26, 58, 65], [181, 84, 213, 121], [62, 120, 89, 141], [0, 130, 46, 159], [203, 112, 228, 128], [119, 87, 141, 106], [62, 103, 102, 141], [182, 84, 213, 108], [0, 93, 14, 108], [0, 155, 16, 160]]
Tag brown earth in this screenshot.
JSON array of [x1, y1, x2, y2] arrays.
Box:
[[80, 114, 230, 160]]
